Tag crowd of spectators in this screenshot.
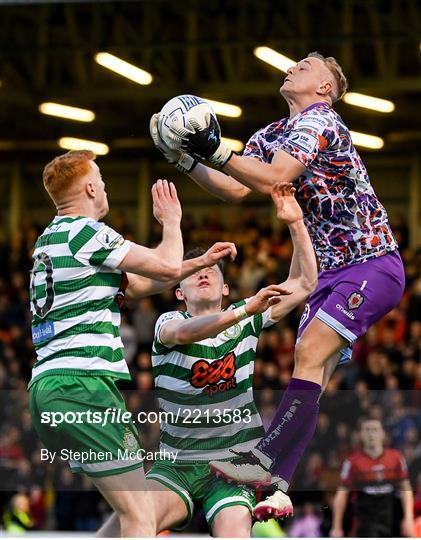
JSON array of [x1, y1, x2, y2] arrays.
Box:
[[0, 210, 420, 535]]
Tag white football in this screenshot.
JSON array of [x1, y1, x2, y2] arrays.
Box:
[[158, 95, 216, 150]]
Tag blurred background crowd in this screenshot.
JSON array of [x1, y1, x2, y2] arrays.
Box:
[[0, 211, 420, 536]]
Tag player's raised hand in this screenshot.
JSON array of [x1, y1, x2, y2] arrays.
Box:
[[152, 179, 182, 226], [150, 114, 197, 174], [202, 242, 237, 266], [271, 182, 303, 225], [180, 114, 233, 168], [245, 283, 293, 316]]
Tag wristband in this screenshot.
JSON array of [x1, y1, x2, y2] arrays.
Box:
[[233, 305, 249, 322], [176, 153, 197, 174]]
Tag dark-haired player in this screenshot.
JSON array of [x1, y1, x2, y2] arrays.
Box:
[[330, 418, 414, 537], [98, 184, 317, 536]]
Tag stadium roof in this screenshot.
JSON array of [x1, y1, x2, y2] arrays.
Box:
[[0, 0, 420, 158]]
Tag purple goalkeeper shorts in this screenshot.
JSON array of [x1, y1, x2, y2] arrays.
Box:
[[296, 250, 405, 365]]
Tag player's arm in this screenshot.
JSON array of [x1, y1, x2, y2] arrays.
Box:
[[188, 163, 252, 203], [266, 184, 318, 322], [159, 284, 292, 345], [177, 111, 307, 194], [400, 479, 415, 537], [125, 242, 237, 300], [222, 151, 306, 194], [330, 487, 349, 537], [187, 150, 304, 202], [179, 109, 333, 195], [330, 458, 355, 537], [118, 179, 183, 281]]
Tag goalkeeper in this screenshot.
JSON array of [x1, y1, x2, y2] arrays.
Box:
[[97, 183, 317, 536], [150, 52, 404, 518]]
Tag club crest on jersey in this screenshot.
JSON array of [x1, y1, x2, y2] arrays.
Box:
[[348, 292, 364, 310], [373, 463, 385, 482], [123, 429, 138, 452], [190, 352, 237, 397], [223, 323, 241, 340]]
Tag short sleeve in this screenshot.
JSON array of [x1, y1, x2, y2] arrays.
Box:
[[243, 129, 266, 162], [154, 311, 186, 345], [339, 458, 355, 489], [236, 298, 276, 334], [262, 308, 276, 329], [69, 221, 132, 270], [281, 110, 336, 167]]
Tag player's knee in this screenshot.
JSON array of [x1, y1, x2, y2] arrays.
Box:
[[213, 519, 250, 538], [218, 524, 250, 537], [295, 338, 325, 370], [212, 507, 251, 537]]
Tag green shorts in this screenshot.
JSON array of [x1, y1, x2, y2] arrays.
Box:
[[147, 460, 255, 528], [29, 374, 143, 478]]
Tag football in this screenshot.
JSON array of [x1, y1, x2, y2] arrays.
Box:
[[158, 94, 216, 150]]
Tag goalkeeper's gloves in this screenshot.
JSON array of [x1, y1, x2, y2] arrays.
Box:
[[180, 115, 233, 169], [149, 113, 197, 174]]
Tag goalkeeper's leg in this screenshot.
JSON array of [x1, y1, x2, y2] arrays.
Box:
[[252, 352, 342, 521]]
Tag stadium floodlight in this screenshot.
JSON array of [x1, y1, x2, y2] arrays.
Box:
[[58, 137, 109, 155], [39, 102, 95, 122], [253, 46, 296, 73], [350, 131, 384, 150], [203, 98, 242, 118], [94, 52, 153, 85], [222, 137, 244, 152], [343, 92, 395, 113]]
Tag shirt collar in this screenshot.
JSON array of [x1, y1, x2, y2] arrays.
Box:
[[285, 101, 330, 126], [302, 101, 331, 113]]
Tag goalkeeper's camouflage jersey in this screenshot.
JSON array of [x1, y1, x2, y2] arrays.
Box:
[[151, 301, 274, 461], [29, 215, 132, 387]]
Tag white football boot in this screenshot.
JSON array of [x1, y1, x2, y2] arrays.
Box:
[[253, 489, 294, 521], [209, 450, 272, 488]]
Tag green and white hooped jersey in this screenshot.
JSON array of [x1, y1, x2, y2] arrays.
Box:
[[152, 302, 274, 462], [29, 215, 132, 387]]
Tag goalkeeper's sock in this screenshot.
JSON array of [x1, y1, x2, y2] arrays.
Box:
[[254, 378, 321, 477], [271, 403, 319, 488]]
